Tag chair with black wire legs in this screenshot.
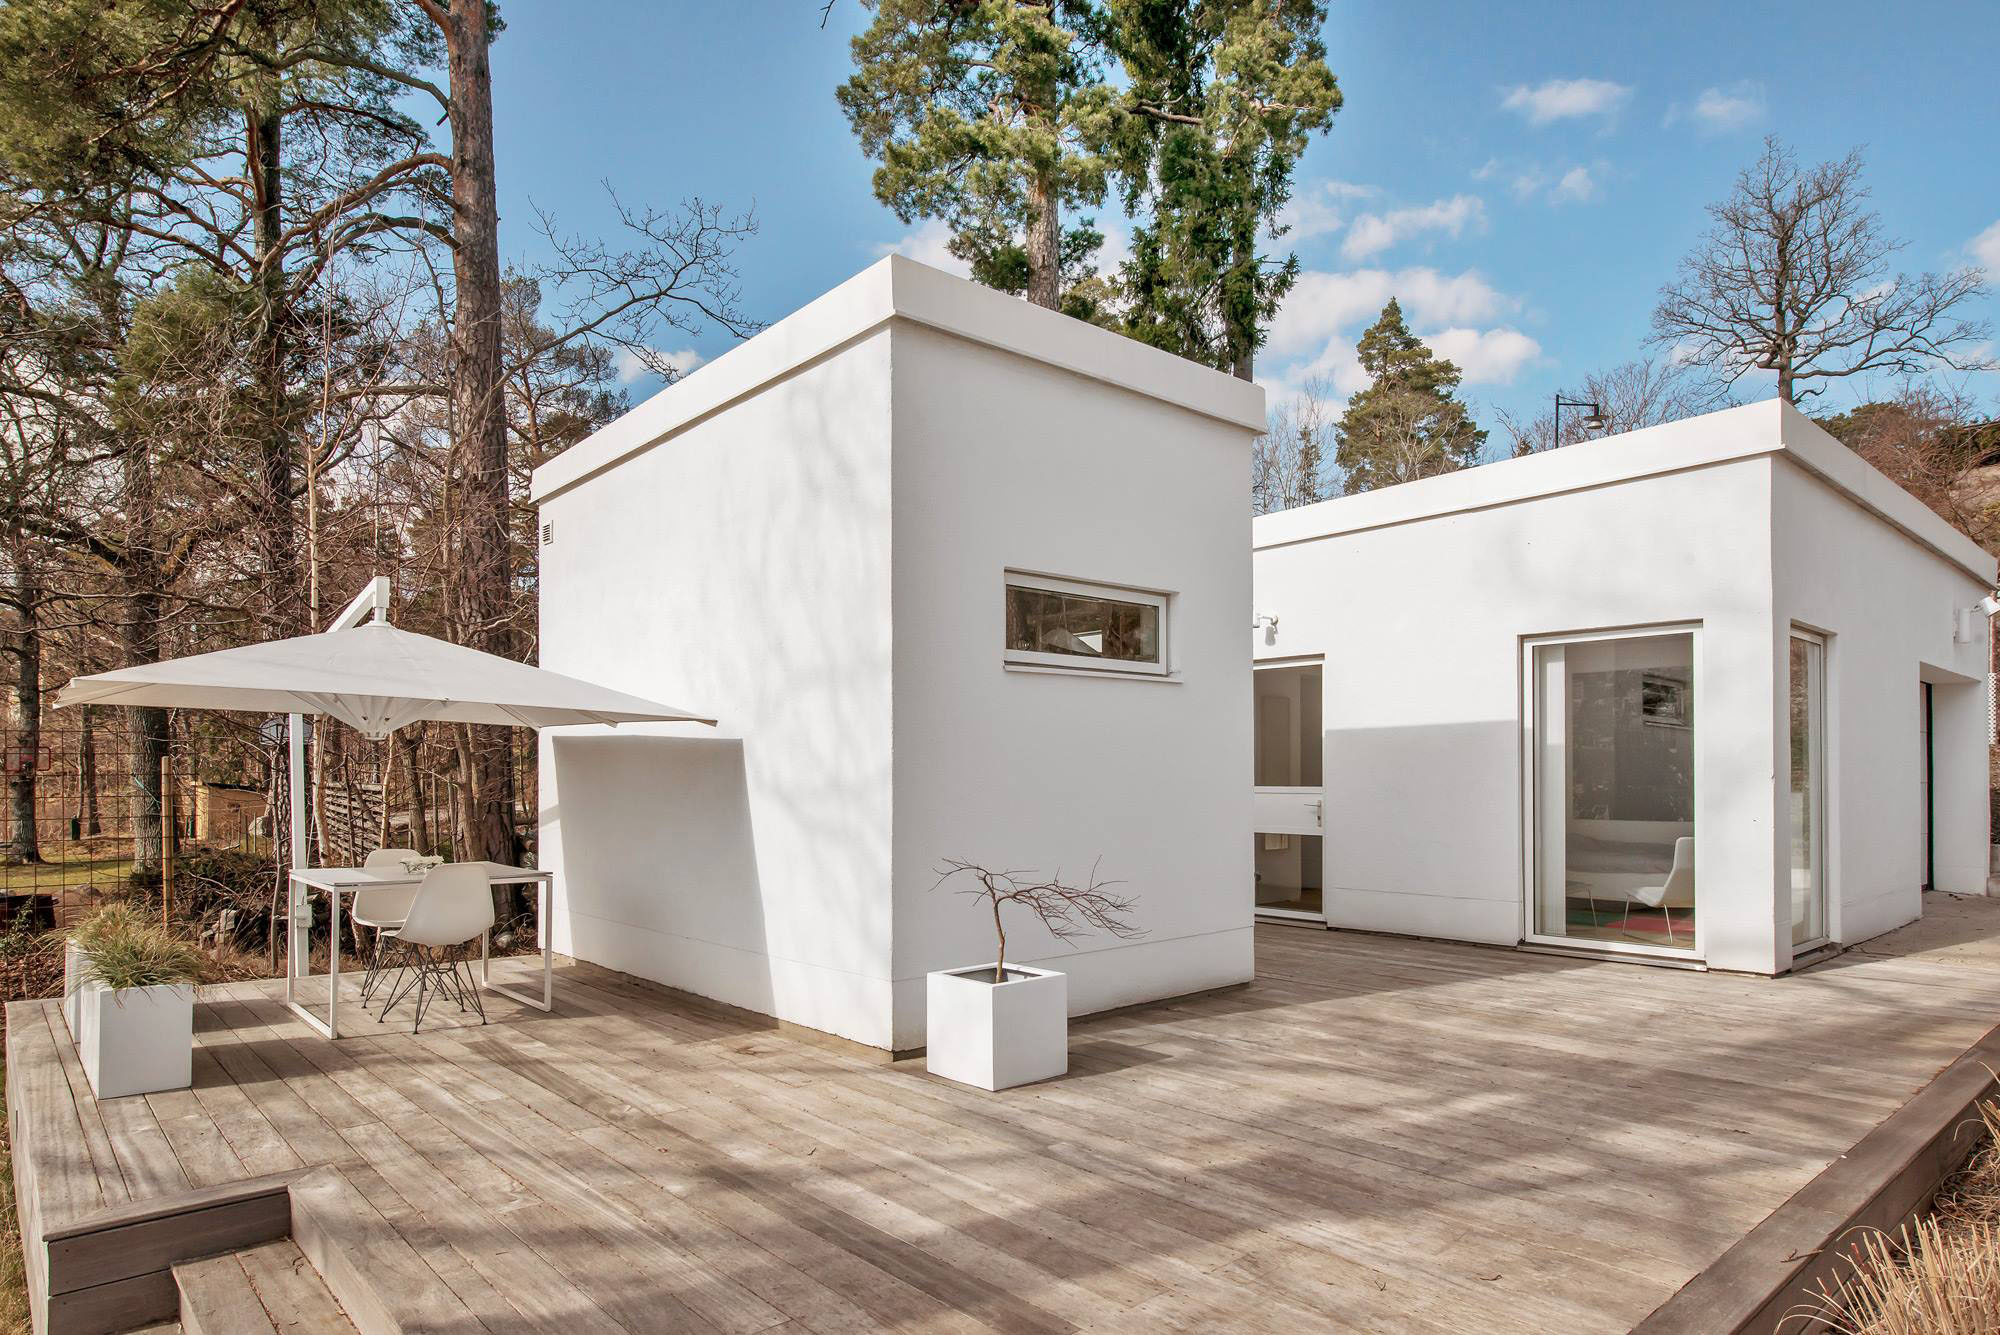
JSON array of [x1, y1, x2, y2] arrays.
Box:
[[354, 848, 420, 1008], [376, 864, 496, 1034]]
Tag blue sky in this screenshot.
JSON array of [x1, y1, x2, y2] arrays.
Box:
[[488, 1, 2000, 439]]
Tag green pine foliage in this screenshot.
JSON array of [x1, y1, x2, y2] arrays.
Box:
[[1334, 298, 1486, 494]]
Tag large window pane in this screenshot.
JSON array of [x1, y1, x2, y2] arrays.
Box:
[[1533, 632, 1696, 950]]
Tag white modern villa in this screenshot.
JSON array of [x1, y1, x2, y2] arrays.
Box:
[[533, 256, 1995, 1052], [1253, 400, 1995, 975], [533, 256, 1264, 1052]]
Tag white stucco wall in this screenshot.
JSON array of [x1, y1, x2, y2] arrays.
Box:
[[886, 324, 1256, 1050], [536, 327, 898, 1047], [1251, 400, 1995, 975], [1769, 409, 1992, 957], [535, 256, 1262, 1051]]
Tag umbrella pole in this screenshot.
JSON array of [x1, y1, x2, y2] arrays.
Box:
[[288, 713, 308, 980]]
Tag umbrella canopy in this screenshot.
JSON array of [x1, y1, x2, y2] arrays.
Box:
[[54, 619, 715, 739]]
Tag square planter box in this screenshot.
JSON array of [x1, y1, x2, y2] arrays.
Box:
[[75, 981, 193, 1100], [925, 963, 1067, 1091], [62, 940, 86, 1040]]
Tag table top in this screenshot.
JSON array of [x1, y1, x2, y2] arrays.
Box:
[[289, 861, 551, 891]]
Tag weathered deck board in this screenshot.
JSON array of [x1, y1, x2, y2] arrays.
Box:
[[17, 919, 2000, 1335]]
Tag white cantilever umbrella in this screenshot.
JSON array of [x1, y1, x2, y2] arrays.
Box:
[[55, 578, 712, 969], [55, 617, 715, 736], [55, 578, 713, 736]]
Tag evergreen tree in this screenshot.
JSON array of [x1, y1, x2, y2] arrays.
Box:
[[838, 0, 1114, 312], [1103, 0, 1339, 379], [1334, 298, 1484, 493]]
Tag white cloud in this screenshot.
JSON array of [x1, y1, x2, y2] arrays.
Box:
[[1423, 327, 1543, 385], [1341, 195, 1486, 261], [1265, 266, 1513, 364], [1274, 179, 1379, 242], [613, 346, 706, 384], [1970, 219, 2000, 277], [1550, 165, 1598, 204], [873, 219, 972, 277], [1500, 77, 1632, 125], [1667, 82, 1767, 133]]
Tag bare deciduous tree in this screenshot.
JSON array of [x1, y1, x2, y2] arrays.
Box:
[[1254, 377, 1335, 514], [1651, 137, 1990, 404], [1498, 356, 1732, 455], [933, 859, 1145, 983]]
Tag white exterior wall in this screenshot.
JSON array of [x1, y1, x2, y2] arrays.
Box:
[[886, 325, 1255, 1051], [1255, 448, 1780, 971], [1251, 400, 1996, 975], [535, 257, 1262, 1051], [1769, 411, 1992, 957], [537, 328, 898, 1048]]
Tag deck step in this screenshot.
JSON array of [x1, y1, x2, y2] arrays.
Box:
[[288, 1167, 479, 1335], [173, 1241, 352, 1335]]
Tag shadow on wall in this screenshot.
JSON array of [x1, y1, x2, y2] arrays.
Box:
[[549, 733, 773, 1015]]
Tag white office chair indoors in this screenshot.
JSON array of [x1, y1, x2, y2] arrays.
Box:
[[376, 863, 495, 1033], [354, 848, 421, 1007], [1627, 836, 1695, 946]]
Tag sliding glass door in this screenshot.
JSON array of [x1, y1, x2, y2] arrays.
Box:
[[1529, 629, 1698, 954], [1789, 633, 1827, 947]]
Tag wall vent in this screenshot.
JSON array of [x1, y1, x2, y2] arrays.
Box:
[[541, 520, 554, 546]]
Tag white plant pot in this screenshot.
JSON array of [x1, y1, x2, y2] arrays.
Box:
[[925, 963, 1067, 1091], [62, 941, 87, 1040], [76, 981, 193, 1100]]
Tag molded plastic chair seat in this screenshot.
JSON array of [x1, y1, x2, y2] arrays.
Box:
[[377, 864, 496, 1032]]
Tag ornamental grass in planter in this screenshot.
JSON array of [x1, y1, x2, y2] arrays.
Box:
[[65, 906, 202, 1100], [925, 859, 1143, 1092]]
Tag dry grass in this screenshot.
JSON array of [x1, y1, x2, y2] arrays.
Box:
[[1794, 1097, 2000, 1332]]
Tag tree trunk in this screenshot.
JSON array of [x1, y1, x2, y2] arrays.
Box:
[[78, 705, 100, 836], [7, 576, 42, 865], [246, 55, 302, 638], [440, 0, 516, 864], [398, 727, 429, 855], [1025, 169, 1060, 311], [123, 433, 167, 875]]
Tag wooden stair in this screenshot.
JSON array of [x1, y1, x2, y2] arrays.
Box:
[[173, 1240, 353, 1334]]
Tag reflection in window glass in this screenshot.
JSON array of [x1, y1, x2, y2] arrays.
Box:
[[1006, 585, 1160, 665]]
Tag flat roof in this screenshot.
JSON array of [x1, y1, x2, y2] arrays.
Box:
[[1253, 399, 1996, 585], [532, 255, 1268, 504]]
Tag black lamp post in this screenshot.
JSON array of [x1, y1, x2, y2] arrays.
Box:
[[1553, 394, 1609, 447]]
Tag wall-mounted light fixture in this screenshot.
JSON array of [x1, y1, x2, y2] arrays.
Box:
[[1253, 614, 1279, 646], [1956, 593, 2000, 643], [1553, 395, 1609, 446]]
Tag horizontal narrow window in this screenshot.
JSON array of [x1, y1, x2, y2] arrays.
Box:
[[1004, 574, 1167, 677]]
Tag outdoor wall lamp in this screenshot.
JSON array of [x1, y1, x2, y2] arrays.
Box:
[[1956, 592, 2000, 643], [1553, 395, 1609, 445], [1253, 614, 1279, 645]]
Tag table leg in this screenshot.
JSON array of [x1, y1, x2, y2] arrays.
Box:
[[284, 884, 337, 1041], [482, 879, 555, 1013], [327, 888, 340, 1038]]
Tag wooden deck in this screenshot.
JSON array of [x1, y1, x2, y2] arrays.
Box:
[[15, 919, 2000, 1334]]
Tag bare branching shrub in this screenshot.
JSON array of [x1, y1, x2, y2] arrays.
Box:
[[933, 859, 1146, 983]]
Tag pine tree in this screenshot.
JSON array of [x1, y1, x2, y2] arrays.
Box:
[[1334, 298, 1485, 493], [1103, 0, 1339, 379], [838, 0, 1114, 312]]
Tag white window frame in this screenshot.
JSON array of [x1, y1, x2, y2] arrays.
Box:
[[1519, 622, 1706, 964], [1003, 571, 1170, 678]]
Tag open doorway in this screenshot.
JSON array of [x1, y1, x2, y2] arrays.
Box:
[[1254, 660, 1325, 923]]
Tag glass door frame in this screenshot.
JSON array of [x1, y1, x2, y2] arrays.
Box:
[[1790, 628, 1831, 951], [1519, 623, 1706, 961], [1254, 656, 1326, 924]]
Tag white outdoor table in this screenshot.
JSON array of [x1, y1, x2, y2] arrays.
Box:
[[284, 861, 556, 1039]]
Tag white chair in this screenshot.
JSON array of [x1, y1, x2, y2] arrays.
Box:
[[377, 864, 495, 1032], [354, 848, 420, 1006], [1628, 837, 1695, 946]]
